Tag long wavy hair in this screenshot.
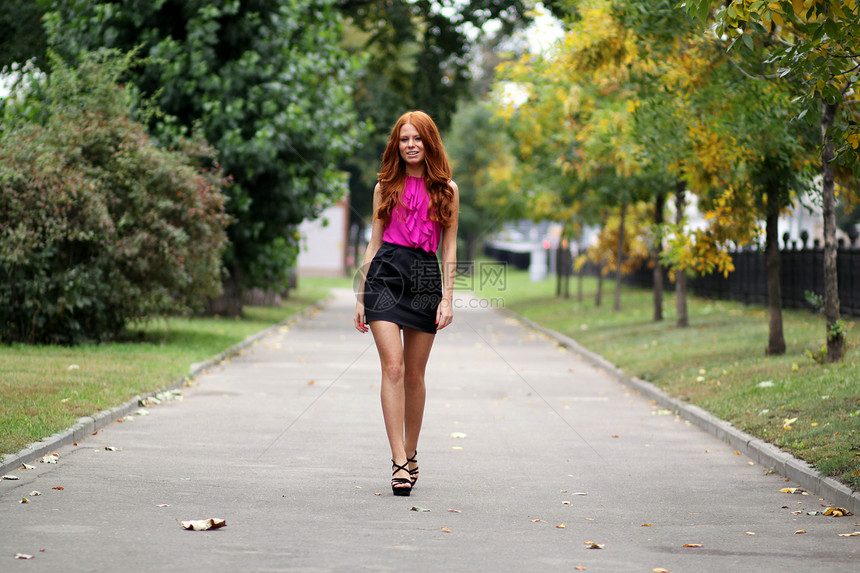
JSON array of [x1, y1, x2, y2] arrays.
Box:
[[376, 111, 455, 228]]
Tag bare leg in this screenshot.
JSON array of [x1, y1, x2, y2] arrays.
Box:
[[369, 321, 410, 490], [403, 327, 435, 481]]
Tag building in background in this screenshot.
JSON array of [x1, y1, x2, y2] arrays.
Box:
[[297, 197, 349, 277]]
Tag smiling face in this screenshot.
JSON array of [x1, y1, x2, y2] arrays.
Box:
[[398, 122, 425, 175]]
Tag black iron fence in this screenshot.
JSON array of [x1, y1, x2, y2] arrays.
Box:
[[603, 248, 860, 317]]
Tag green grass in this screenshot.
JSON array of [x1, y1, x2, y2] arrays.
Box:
[[0, 277, 342, 457], [475, 268, 860, 490]]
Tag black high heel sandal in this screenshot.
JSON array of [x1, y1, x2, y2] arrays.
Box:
[[407, 450, 419, 487], [391, 460, 412, 496]]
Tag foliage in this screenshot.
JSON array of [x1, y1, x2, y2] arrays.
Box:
[[40, 0, 365, 290], [445, 101, 521, 258], [0, 0, 48, 70], [0, 50, 230, 344]]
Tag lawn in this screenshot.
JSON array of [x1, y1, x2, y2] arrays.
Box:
[[474, 266, 860, 490], [0, 277, 340, 457]]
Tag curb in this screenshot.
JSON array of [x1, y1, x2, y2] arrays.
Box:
[[0, 296, 331, 476], [497, 306, 860, 516]]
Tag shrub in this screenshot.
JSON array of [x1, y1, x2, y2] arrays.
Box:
[[0, 50, 230, 344]]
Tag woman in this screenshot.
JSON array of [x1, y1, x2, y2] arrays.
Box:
[[354, 111, 459, 496]]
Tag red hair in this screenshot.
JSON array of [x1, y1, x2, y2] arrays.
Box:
[[376, 111, 455, 228]]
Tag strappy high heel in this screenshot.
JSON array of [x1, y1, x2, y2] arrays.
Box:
[[391, 460, 412, 496], [407, 450, 419, 486]]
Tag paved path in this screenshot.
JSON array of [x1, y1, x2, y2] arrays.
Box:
[[2, 289, 859, 572]]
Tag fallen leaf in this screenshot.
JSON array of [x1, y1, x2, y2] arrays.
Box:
[[2, 474, 19, 480], [562, 501, 571, 505], [745, 531, 756, 535], [747, 462, 755, 466], [52, 486, 64, 490], [780, 487, 805, 494], [584, 541, 603, 549], [156, 504, 170, 508], [783, 417, 798, 430], [14, 553, 34, 560], [105, 446, 121, 451], [451, 446, 463, 450], [733, 451, 740, 456], [642, 523, 653, 527], [556, 524, 566, 529], [449, 432, 467, 439], [18, 463, 35, 470], [441, 527, 452, 533], [409, 506, 430, 512], [41, 453, 59, 464], [682, 544, 703, 548], [373, 492, 382, 496], [180, 518, 226, 531], [29, 491, 40, 496], [573, 492, 588, 496], [611, 435, 620, 438], [447, 509, 462, 513], [795, 530, 807, 534], [20, 498, 29, 504], [306, 380, 315, 386], [575, 567, 587, 571], [837, 531, 860, 537], [653, 569, 669, 573], [824, 507, 852, 517], [530, 519, 543, 523]]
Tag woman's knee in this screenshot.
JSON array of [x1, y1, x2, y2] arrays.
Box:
[[381, 359, 405, 382]]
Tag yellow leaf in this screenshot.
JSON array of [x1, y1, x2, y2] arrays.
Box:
[[837, 532, 860, 537], [795, 530, 806, 534], [441, 527, 452, 533], [683, 544, 703, 548]]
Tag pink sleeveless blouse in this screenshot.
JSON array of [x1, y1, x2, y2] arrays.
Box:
[[382, 176, 441, 254]]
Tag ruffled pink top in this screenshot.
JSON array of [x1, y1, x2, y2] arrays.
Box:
[[383, 176, 441, 254]]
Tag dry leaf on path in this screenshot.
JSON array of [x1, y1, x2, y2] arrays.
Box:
[[409, 506, 430, 512], [746, 532, 756, 536], [14, 553, 34, 560], [180, 518, 226, 531], [837, 531, 860, 537], [52, 486, 64, 490], [29, 491, 40, 496], [584, 541, 604, 549], [683, 544, 703, 548], [40, 454, 59, 464], [105, 446, 121, 451], [653, 569, 669, 573], [2, 475, 19, 480], [556, 524, 566, 529], [575, 567, 587, 571], [449, 432, 467, 439], [447, 509, 461, 513], [530, 519, 542, 523], [823, 507, 852, 517], [18, 463, 35, 470], [20, 498, 29, 504], [795, 530, 807, 534], [441, 527, 452, 533], [642, 523, 653, 527], [780, 487, 806, 494]]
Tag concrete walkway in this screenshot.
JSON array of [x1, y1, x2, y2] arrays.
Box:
[[2, 289, 859, 572]]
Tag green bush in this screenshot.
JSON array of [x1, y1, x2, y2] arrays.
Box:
[[0, 51, 230, 344]]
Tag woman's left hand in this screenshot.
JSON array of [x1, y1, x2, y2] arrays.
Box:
[[435, 298, 453, 330]]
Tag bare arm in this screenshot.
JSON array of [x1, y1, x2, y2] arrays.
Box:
[[354, 183, 386, 333], [436, 181, 460, 330]]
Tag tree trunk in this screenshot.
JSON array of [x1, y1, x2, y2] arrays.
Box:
[[653, 190, 666, 322], [207, 266, 244, 316], [614, 201, 626, 311], [765, 184, 786, 355], [675, 181, 689, 328], [595, 263, 603, 308], [821, 100, 844, 362]]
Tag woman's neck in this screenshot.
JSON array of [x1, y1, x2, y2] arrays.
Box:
[[405, 166, 424, 178]]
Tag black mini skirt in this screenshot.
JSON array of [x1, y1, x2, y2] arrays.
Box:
[[363, 242, 442, 334]]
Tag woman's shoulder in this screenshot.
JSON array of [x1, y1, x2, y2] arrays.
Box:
[[447, 180, 459, 194]]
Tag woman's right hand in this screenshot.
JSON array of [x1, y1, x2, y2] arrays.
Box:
[[354, 302, 368, 333]]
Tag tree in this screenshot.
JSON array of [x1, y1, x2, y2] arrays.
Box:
[[684, 0, 860, 361], [41, 0, 366, 310], [0, 50, 229, 343]]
